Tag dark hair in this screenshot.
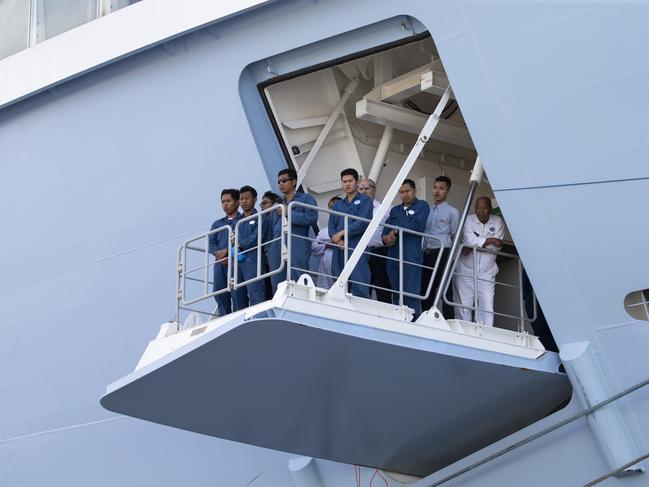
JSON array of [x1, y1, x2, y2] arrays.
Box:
[[328, 195, 342, 205], [278, 168, 297, 180], [221, 188, 240, 200], [262, 191, 281, 203], [476, 196, 492, 209], [434, 175, 452, 190], [340, 168, 359, 181], [402, 179, 416, 189], [239, 185, 258, 198]]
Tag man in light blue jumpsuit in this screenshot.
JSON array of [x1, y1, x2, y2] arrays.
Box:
[[236, 185, 267, 306], [208, 188, 247, 315], [267, 168, 318, 294], [329, 168, 373, 298], [382, 179, 430, 318]]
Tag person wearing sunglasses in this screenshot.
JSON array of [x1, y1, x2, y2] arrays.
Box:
[[267, 168, 318, 294]]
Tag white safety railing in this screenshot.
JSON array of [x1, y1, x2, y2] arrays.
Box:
[[233, 205, 287, 288], [285, 201, 445, 306], [175, 204, 286, 322], [442, 243, 537, 332], [174, 202, 535, 330]]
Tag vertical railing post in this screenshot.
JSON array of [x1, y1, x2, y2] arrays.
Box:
[[343, 216, 349, 265], [176, 245, 183, 323], [286, 204, 292, 282], [473, 247, 478, 323], [204, 234, 209, 295], [399, 228, 404, 306], [257, 212, 262, 279], [518, 259, 525, 333]]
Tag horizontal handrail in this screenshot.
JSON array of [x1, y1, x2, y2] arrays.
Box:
[[442, 243, 536, 331]]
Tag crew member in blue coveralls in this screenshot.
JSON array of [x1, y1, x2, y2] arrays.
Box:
[[329, 168, 373, 298], [236, 185, 267, 306], [382, 179, 430, 318], [208, 189, 247, 315], [268, 168, 318, 294]]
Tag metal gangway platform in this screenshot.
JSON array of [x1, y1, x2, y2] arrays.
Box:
[[101, 89, 572, 477]]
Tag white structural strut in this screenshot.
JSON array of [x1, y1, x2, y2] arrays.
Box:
[[367, 126, 394, 183], [430, 156, 483, 311], [560, 342, 644, 475], [296, 78, 360, 188], [328, 86, 453, 302]]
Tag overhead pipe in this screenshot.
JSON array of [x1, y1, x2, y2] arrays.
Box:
[[367, 126, 393, 184]]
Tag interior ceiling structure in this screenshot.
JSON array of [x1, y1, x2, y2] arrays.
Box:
[[338, 37, 476, 166]]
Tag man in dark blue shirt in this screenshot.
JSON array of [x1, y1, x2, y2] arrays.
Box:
[[236, 185, 268, 306], [267, 168, 318, 294], [208, 189, 247, 315], [382, 179, 430, 318], [328, 168, 373, 298]]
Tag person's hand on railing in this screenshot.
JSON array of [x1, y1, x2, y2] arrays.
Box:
[[382, 229, 397, 247], [461, 247, 471, 256], [484, 238, 503, 248], [215, 248, 228, 264], [331, 230, 346, 248]]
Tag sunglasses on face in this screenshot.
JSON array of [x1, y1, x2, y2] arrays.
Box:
[[277, 178, 294, 184]]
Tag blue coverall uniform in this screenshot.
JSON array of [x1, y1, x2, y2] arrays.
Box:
[[208, 213, 247, 315], [382, 198, 430, 317], [236, 209, 269, 306], [267, 192, 318, 294], [328, 193, 373, 298]]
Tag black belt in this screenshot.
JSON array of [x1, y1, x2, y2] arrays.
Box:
[[424, 247, 449, 256]]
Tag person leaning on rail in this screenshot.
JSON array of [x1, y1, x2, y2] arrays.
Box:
[[311, 195, 342, 289], [260, 190, 281, 299], [358, 178, 392, 303], [267, 168, 318, 294], [328, 168, 373, 298], [208, 188, 247, 315], [420, 175, 459, 318], [236, 185, 268, 306], [382, 179, 430, 319], [453, 196, 504, 327]]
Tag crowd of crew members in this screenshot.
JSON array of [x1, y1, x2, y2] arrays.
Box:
[[209, 167, 505, 324]]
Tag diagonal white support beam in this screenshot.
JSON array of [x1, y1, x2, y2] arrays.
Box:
[[296, 78, 359, 188], [328, 87, 453, 302], [356, 98, 473, 149]]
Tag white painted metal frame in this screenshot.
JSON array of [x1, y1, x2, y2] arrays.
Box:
[[296, 78, 360, 187], [356, 98, 473, 148], [329, 86, 453, 301]]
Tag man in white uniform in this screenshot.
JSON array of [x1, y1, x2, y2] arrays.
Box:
[[453, 196, 504, 326]]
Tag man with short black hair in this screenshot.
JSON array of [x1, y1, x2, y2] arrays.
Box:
[[421, 175, 459, 317], [236, 185, 267, 306], [358, 178, 392, 303], [453, 196, 504, 327], [267, 168, 318, 294], [329, 168, 373, 298], [208, 189, 247, 315], [260, 191, 281, 211], [382, 179, 430, 318]]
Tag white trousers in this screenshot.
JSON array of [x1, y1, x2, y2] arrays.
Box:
[[453, 273, 496, 327]]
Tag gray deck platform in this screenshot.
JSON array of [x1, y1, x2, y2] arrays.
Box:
[[101, 317, 572, 476]]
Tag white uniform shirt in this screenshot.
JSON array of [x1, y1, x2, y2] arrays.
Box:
[[456, 214, 505, 277], [368, 199, 389, 249]]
